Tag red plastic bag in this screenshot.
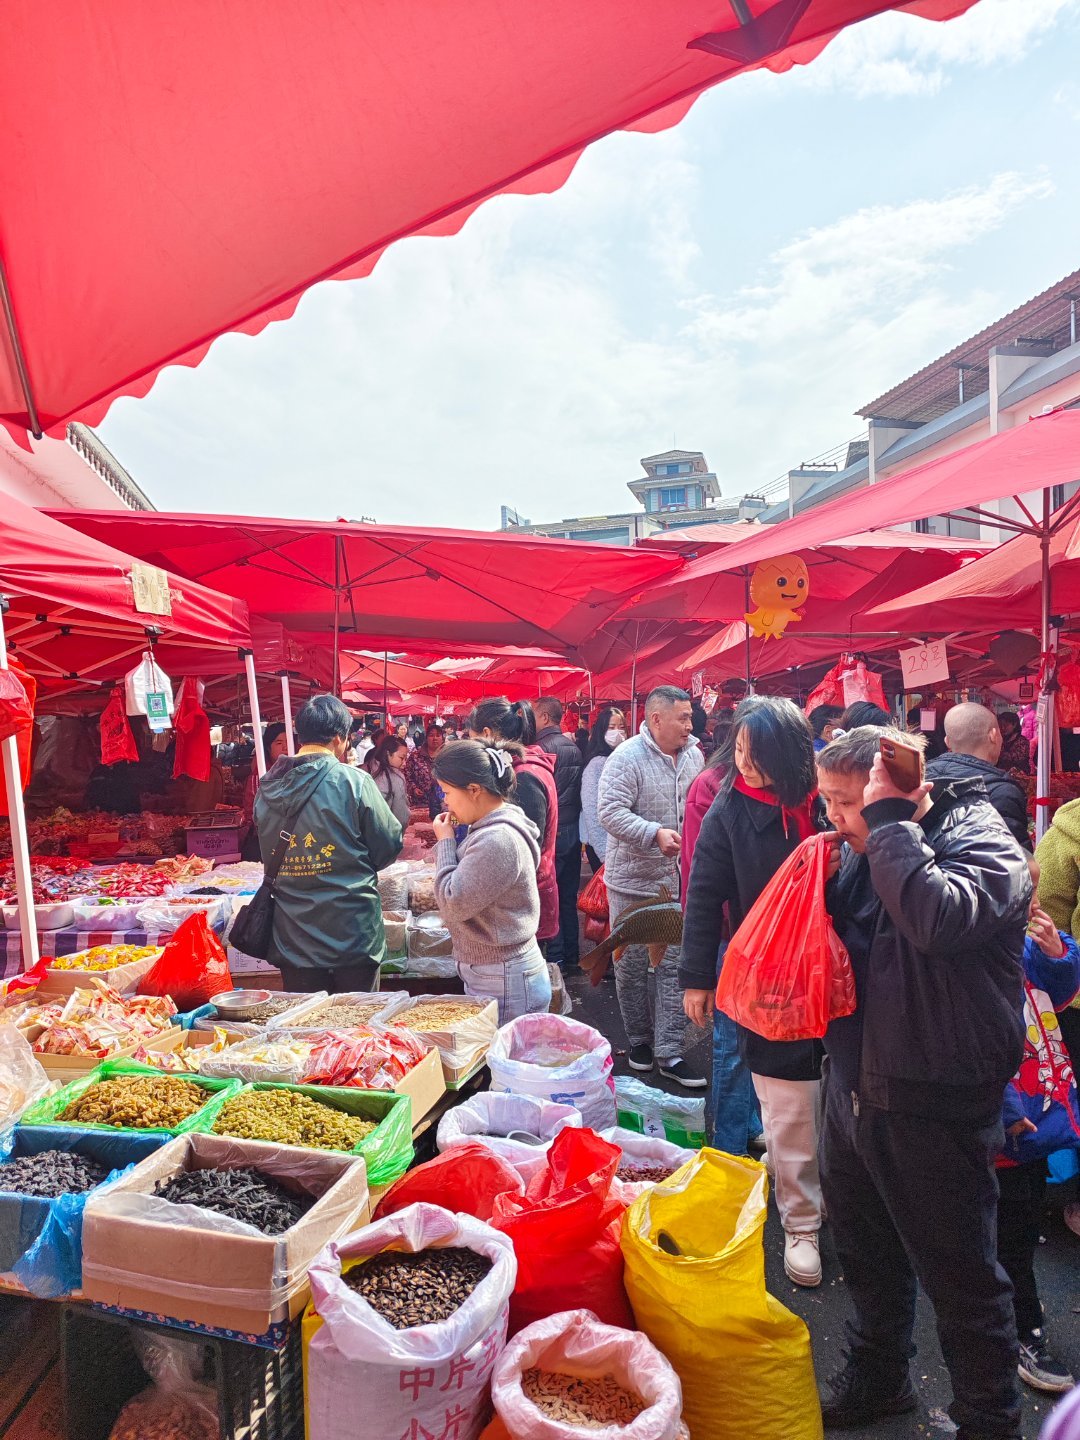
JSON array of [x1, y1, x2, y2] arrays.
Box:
[[490, 1127, 634, 1335], [717, 833, 855, 1042], [804, 657, 886, 717], [0, 658, 35, 815], [577, 866, 609, 923], [1055, 655, 1080, 728], [0, 665, 33, 744], [100, 685, 139, 765], [375, 1143, 524, 1221], [172, 677, 211, 783], [137, 912, 233, 1010]]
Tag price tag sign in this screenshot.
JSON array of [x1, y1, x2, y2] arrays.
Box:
[[145, 690, 171, 732], [131, 562, 172, 616], [898, 641, 950, 688]]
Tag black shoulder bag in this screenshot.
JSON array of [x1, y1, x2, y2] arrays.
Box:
[[229, 763, 333, 959]]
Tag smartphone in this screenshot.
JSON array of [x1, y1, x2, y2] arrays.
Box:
[[879, 735, 923, 792]]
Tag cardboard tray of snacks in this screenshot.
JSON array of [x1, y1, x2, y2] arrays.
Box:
[[384, 994, 498, 1081], [193, 1081, 414, 1188], [287, 1029, 446, 1124], [19, 1060, 243, 1137], [138, 1027, 248, 1071], [34, 1026, 183, 1082], [271, 991, 408, 1033], [195, 989, 331, 1038], [38, 950, 162, 997], [81, 1131, 370, 1334]]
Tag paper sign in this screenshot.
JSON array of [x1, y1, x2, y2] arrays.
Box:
[[919, 708, 937, 732], [691, 670, 704, 699], [131, 563, 172, 616], [898, 641, 950, 688]]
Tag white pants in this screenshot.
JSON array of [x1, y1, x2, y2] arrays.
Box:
[[752, 1074, 822, 1234]]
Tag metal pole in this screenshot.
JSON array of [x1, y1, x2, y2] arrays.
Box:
[[332, 537, 342, 697], [244, 651, 266, 777], [743, 570, 753, 693], [383, 652, 389, 728], [1036, 489, 1053, 842], [630, 651, 638, 734], [0, 599, 39, 968], [0, 258, 43, 438], [280, 673, 295, 755]]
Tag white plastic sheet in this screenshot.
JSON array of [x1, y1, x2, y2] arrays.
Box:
[[488, 1015, 616, 1132], [437, 1093, 583, 1183]]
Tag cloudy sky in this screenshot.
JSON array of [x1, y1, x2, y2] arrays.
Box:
[[99, 0, 1080, 531]]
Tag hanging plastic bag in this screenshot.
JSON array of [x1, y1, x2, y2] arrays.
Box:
[[577, 868, 608, 925], [490, 1129, 634, 1336], [0, 657, 35, 813], [613, 1078, 705, 1151], [841, 658, 886, 710], [716, 833, 855, 1042], [0, 664, 33, 744], [488, 1015, 616, 1132], [172, 677, 211, 782], [376, 1143, 524, 1222], [137, 912, 234, 1010], [1055, 654, 1080, 728], [124, 651, 174, 729], [437, 1093, 584, 1184], [100, 685, 139, 766], [305, 1202, 517, 1440], [491, 1309, 687, 1440], [107, 1326, 220, 1440], [621, 1149, 822, 1440]]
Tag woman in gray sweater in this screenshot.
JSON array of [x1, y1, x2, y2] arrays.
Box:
[[432, 740, 552, 1023]]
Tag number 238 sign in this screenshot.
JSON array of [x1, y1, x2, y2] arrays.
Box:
[[898, 641, 950, 687]]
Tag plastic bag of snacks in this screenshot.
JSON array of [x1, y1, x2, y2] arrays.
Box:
[[491, 1309, 687, 1440], [107, 1326, 220, 1440], [406, 869, 439, 915], [376, 1144, 524, 1223], [437, 1093, 583, 1184], [490, 1129, 633, 1335], [302, 1025, 430, 1089], [407, 913, 453, 960], [614, 1078, 705, 1150], [376, 862, 412, 913], [600, 1127, 697, 1203], [488, 1015, 615, 1132], [0, 1027, 52, 1135], [198, 1033, 314, 1084], [138, 913, 234, 1010], [305, 1202, 517, 1440], [620, 1149, 821, 1440]]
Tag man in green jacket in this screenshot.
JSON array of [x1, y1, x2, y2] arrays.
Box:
[[254, 693, 403, 992]]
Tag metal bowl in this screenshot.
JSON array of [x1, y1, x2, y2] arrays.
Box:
[[211, 988, 274, 1020]]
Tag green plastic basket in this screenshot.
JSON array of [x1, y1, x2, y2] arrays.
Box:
[[19, 1059, 243, 1137]]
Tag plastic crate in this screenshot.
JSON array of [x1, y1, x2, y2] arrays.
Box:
[[61, 1305, 304, 1440]]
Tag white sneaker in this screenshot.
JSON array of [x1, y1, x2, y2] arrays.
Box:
[[784, 1231, 822, 1288]]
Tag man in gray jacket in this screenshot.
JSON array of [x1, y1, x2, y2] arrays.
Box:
[[598, 685, 704, 1087]]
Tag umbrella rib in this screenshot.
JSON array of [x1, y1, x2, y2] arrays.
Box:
[[0, 254, 43, 438]]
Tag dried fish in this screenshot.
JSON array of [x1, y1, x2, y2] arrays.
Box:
[[154, 1166, 314, 1235]]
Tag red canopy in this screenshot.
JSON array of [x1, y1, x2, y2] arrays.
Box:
[[49, 512, 681, 653], [2, 0, 975, 437]]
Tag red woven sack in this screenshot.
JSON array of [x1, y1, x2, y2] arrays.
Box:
[[137, 912, 233, 1010], [717, 833, 855, 1042], [577, 866, 609, 923]]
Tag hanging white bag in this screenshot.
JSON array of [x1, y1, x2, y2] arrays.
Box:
[[124, 651, 174, 731], [306, 1202, 517, 1440], [487, 1014, 616, 1131]]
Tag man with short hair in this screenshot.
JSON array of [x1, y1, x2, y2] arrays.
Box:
[[927, 702, 1031, 851], [254, 693, 403, 993], [535, 695, 585, 969], [816, 725, 1029, 1440], [598, 685, 704, 1087]]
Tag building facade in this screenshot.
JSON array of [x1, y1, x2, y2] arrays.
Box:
[[0, 422, 153, 511]]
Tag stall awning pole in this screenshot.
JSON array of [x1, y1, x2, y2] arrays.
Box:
[[0, 599, 39, 969], [1036, 490, 1054, 843], [244, 650, 266, 778], [280, 673, 295, 756]]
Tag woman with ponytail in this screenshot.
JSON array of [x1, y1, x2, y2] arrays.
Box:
[[432, 739, 552, 1022]]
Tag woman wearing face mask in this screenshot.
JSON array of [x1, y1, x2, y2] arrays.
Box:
[[578, 706, 626, 874], [681, 697, 826, 1288], [432, 739, 552, 1022], [364, 735, 411, 830]]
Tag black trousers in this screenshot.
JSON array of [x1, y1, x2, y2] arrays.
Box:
[[274, 958, 379, 995], [546, 828, 582, 967], [819, 1076, 1021, 1437], [996, 1159, 1047, 1338]]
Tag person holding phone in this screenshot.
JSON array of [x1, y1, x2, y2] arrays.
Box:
[[816, 725, 1030, 1440]]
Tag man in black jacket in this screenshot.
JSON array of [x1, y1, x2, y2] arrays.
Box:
[[535, 695, 584, 968], [816, 726, 1028, 1440], [926, 702, 1032, 852]]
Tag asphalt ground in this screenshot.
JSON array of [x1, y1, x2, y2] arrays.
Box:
[[564, 962, 1080, 1440]]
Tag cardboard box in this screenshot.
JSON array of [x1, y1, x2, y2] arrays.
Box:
[[273, 990, 407, 1032], [34, 1026, 182, 1082], [81, 1131, 370, 1335], [38, 951, 161, 998], [294, 1035, 445, 1124], [386, 995, 497, 1081], [142, 1026, 247, 1064]]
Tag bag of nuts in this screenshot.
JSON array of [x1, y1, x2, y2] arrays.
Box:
[[306, 1202, 517, 1440], [490, 1308, 687, 1440]]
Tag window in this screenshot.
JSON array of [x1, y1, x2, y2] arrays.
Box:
[[914, 518, 930, 534], [656, 462, 693, 476], [658, 486, 687, 509]]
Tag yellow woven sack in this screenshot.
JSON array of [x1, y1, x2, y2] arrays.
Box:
[[621, 1147, 822, 1440]]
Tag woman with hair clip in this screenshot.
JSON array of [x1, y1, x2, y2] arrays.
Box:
[[681, 696, 826, 1288], [468, 696, 560, 951], [432, 739, 552, 1021], [364, 734, 410, 830]]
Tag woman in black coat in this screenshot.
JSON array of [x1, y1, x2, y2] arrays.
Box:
[[681, 696, 825, 1288]]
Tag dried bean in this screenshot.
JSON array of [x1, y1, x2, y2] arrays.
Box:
[[212, 1088, 375, 1151], [155, 1165, 314, 1234], [616, 1161, 678, 1184], [236, 996, 304, 1025], [59, 1076, 208, 1130], [389, 1001, 486, 1030], [343, 1247, 491, 1328], [301, 1001, 386, 1028], [0, 1150, 108, 1198], [521, 1369, 646, 1429]]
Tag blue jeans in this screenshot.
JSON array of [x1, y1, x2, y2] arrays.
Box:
[[710, 1006, 761, 1155]]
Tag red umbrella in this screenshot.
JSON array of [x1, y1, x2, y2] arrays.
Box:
[[3, 0, 975, 438], [50, 512, 681, 657]]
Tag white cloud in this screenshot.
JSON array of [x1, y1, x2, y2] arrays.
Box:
[[790, 0, 1080, 99]]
